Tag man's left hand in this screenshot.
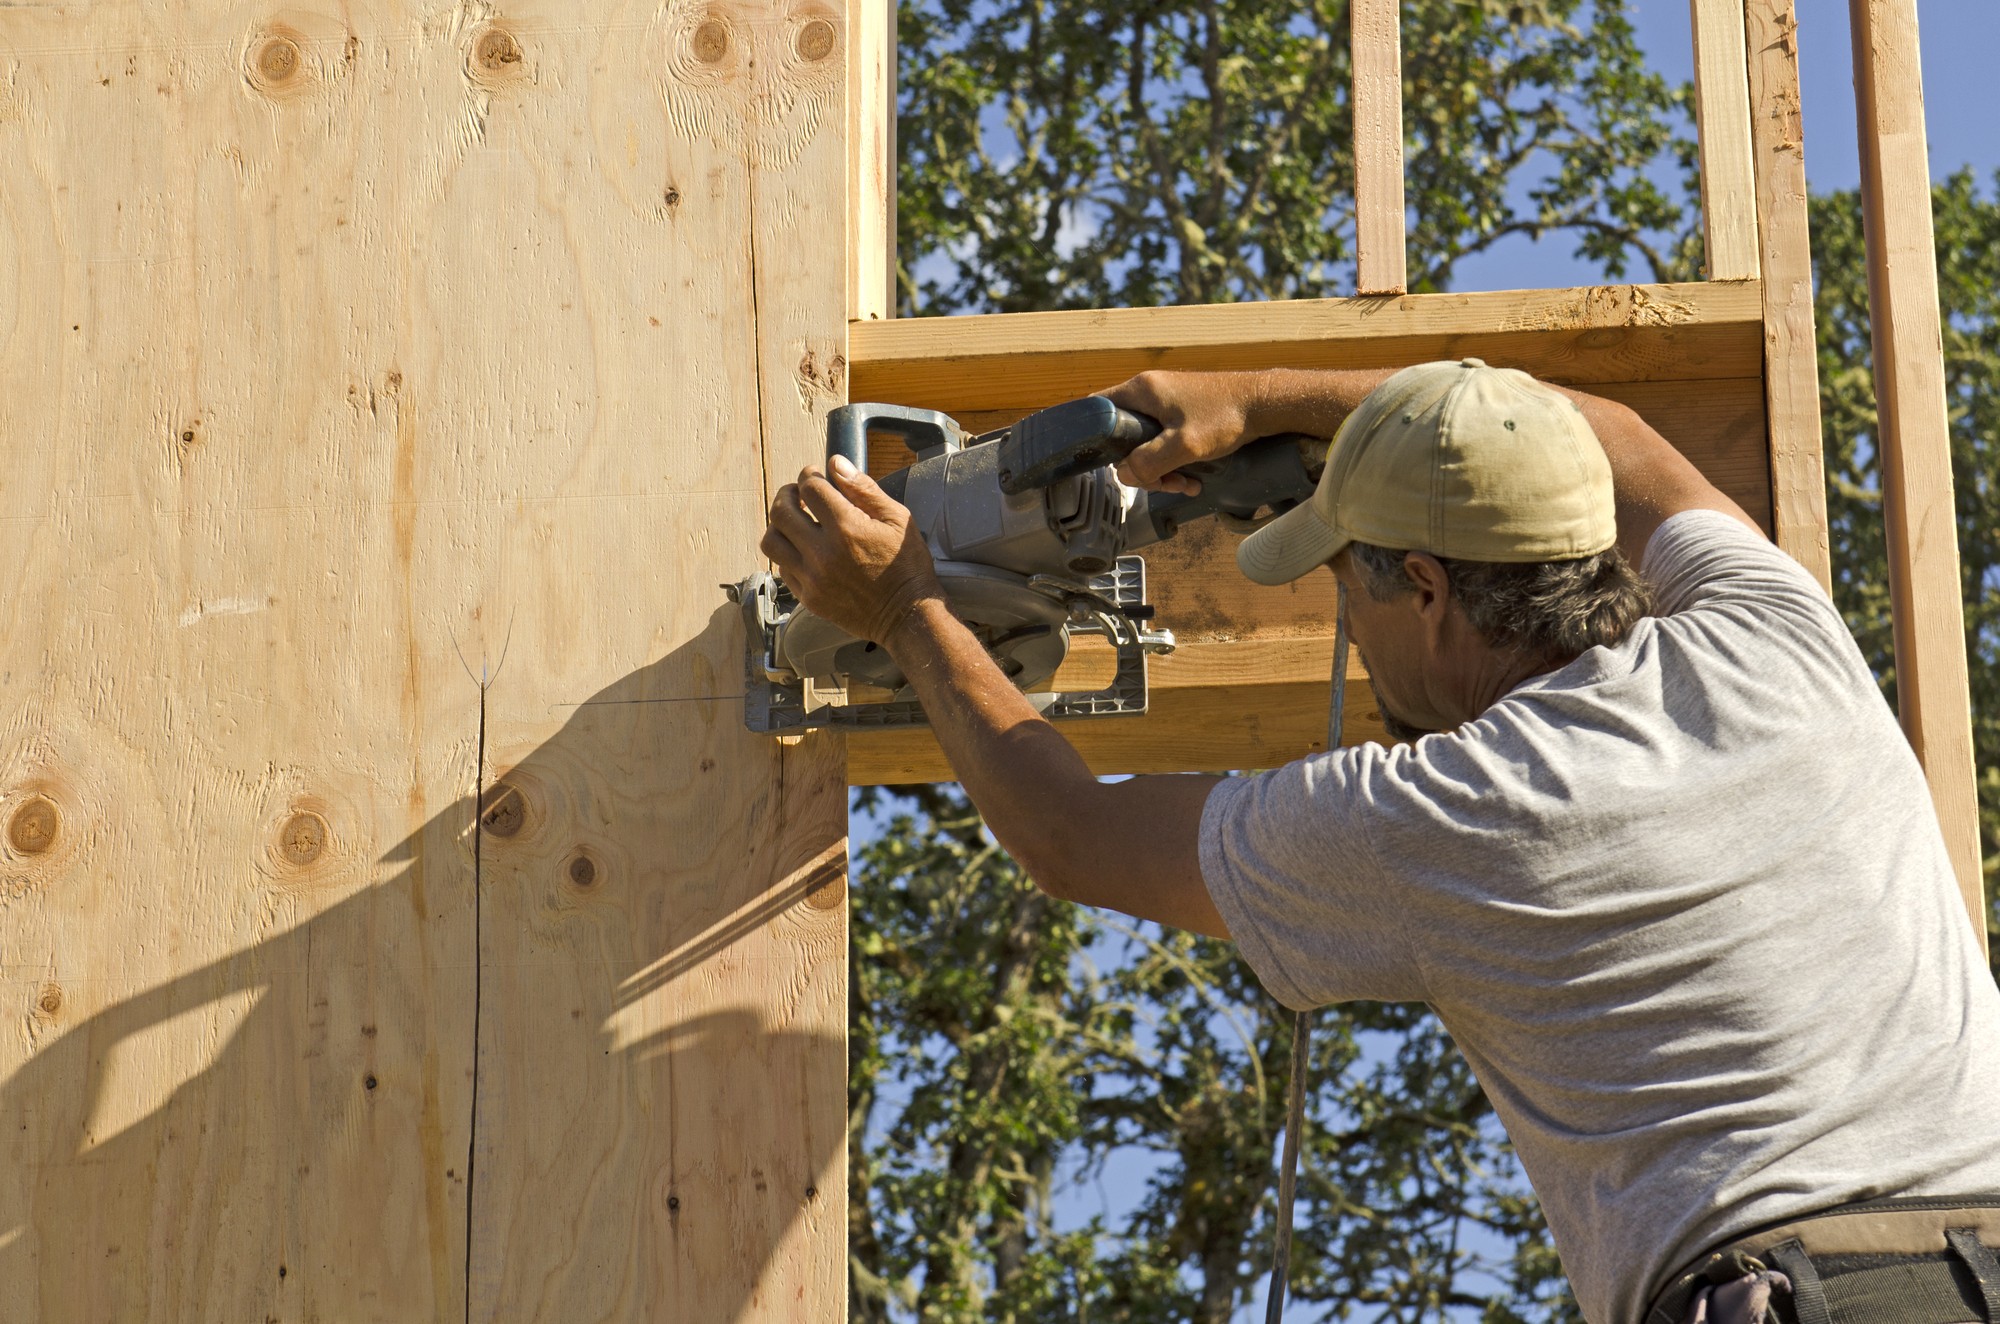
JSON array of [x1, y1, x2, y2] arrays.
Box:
[[760, 456, 946, 648]]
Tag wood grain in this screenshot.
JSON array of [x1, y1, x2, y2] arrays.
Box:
[[1689, 0, 1762, 280], [1848, 0, 1986, 949], [0, 2, 851, 1319], [1350, 0, 1407, 295], [1743, 0, 1832, 587], [0, 7, 482, 1318], [848, 0, 894, 320], [849, 281, 1765, 409], [460, 2, 849, 1318]]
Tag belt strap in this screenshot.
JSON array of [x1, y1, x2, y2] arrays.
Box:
[[1946, 1227, 2000, 1321], [1645, 1196, 2000, 1324], [1765, 1239, 1832, 1324]]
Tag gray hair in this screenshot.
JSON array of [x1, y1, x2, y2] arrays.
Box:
[[1348, 542, 1653, 657]]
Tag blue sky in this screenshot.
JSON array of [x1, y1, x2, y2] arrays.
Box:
[[1453, 0, 2000, 292]]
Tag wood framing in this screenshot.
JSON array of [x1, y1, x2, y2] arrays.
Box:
[[1351, 0, 1408, 296], [845, 284, 1773, 783], [0, 4, 851, 1319], [1689, 0, 1762, 281], [1744, 0, 1832, 588], [1848, 0, 1987, 947]]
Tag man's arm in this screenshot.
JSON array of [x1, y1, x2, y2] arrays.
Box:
[[1542, 385, 1761, 565], [761, 458, 1231, 939], [1103, 367, 1760, 567]]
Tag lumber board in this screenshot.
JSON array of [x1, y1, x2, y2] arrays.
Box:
[[459, 4, 850, 1318], [0, 3, 851, 1320], [850, 648, 1386, 784], [1848, 0, 1986, 948], [1689, 0, 1763, 280], [1743, 0, 1832, 588], [0, 8, 482, 1318], [1350, 0, 1407, 295], [848, 0, 895, 319], [848, 281, 1766, 410]]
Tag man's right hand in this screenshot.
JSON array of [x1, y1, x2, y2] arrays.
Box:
[[1098, 370, 1268, 495]]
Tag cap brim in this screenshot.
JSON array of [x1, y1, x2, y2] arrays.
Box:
[[1236, 502, 1349, 585]]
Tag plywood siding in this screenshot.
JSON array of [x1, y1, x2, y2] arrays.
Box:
[[0, 4, 848, 1320]]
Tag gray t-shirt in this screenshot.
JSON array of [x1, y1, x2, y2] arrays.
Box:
[[1200, 510, 2000, 1324]]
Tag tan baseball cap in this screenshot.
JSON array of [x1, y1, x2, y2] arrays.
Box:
[[1236, 358, 1617, 585]]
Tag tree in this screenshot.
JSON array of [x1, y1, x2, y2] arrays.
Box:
[[1810, 170, 2000, 969], [853, 4, 2000, 1321], [895, 0, 1697, 314], [858, 4, 1694, 1315]]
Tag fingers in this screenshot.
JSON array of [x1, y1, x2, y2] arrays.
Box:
[[1099, 371, 1172, 420], [1117, 436, 1207, 493], [759, 524, 803, 577], [795, 468, 846, 527], [827, 454, 908, 518]]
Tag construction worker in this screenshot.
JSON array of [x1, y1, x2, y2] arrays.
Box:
[[760, 360, 2000, 1324]]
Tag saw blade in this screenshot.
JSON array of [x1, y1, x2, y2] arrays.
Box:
[[774, 561, 1075, 695]]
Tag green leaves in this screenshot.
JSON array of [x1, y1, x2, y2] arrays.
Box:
[[1811, 172, 2000, 964], [896, 0, 1696, 312], [862, 10, 2000, 1323]]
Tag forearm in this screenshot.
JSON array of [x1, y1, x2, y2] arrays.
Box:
[[1239, 367, 1398, 438], [882, 600, 1227, 936], [884, 601, 1093, 871], [1541, 384, 1759, 563]]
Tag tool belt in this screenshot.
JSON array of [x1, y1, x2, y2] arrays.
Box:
[[1643, 1196, 2000, 1324]]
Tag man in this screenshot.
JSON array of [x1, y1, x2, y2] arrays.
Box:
[[760, 360, 2000, 1323]]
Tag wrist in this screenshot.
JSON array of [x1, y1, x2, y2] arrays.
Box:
[[879, 593, 955, 658]]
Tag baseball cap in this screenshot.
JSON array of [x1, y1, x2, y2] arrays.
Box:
[[1236, 358, 1617, 585]]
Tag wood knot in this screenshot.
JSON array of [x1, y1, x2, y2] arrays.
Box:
[[567, 854, 596, 888], [475, 28, 522, 72], [691, 19, 729, 63], [802, 854, 846, 911], [36, 984, 62, 1016], [278, 811, 327, 867], [256, 36, 300, 83], [9, 797, 59, 855], [480, 783, 525, 838], [467, 23, 529, 89], [795, 19, 836, 62], [245, 28, 313, 99]]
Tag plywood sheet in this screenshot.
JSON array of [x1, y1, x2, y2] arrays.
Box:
[[0, 3, 849, 1319], [0, 7, 482, 1318], [453, 2, 850, 1319]]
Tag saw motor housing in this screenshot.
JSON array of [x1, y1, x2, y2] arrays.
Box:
[[732, 398, 1326, 732]]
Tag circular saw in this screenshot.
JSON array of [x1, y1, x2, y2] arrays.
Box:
[[728, 397, 1327, 732]]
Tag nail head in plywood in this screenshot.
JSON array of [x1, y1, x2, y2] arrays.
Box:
[[1742, 0, 1830, 589], [1690, 0, 1762, 280], [1350, 0, 1407, 295], [1847, 0, 1986, 951]]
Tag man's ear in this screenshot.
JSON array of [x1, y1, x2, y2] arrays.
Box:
[[1401, 552, 1454, 635]]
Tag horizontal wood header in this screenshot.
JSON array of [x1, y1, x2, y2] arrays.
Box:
[[849, 281, 1765, 410]]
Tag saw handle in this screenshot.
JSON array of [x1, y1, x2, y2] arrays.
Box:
[[825, 403, 963, 477], [995, 397, 1162, 495]]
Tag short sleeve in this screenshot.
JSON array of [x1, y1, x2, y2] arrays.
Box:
[[1199, 749, 1429, 1009], [1644, 511, 1838, 624]]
